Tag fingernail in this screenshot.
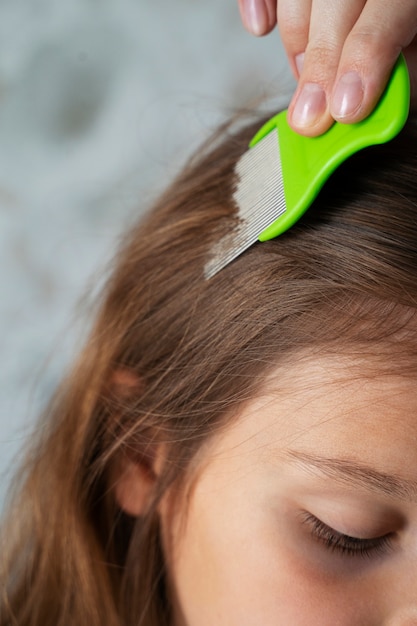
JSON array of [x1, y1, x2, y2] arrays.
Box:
[[295, 52, 305, 77], [292, 83, 327, 128], [242, 0, 268, 35], [332, 72, 364, 118]]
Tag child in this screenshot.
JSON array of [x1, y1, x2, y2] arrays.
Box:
[[1, 111, 417, 625]]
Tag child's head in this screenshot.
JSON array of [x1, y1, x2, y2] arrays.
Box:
[[2, 115, 417, 626]]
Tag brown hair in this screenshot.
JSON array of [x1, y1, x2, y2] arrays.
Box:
[[2, 112, 417, 626]]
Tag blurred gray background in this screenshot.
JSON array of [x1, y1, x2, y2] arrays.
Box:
[[0, 0, 291, 509]]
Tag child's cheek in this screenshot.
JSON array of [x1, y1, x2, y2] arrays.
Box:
[[164, 492, 361, 626]]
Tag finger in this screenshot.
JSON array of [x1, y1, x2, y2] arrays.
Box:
[[330, 0, 417, 122], [277, 0, 312, 78], [288, 0, 366, 136], [237, 0, 277, 36]]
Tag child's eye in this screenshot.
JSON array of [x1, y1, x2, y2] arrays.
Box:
[[301, 511, 394, 559]]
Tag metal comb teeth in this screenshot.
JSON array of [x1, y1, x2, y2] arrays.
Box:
[[204, 129, 286, 279]]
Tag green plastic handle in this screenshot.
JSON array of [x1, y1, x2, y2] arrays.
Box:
[[250, 54, 410, 242]]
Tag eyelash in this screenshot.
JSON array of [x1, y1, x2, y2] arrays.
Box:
[[301, 512, 393, 559]]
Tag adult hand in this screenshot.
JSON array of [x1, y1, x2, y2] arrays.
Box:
[[238, 0, 417, 136]]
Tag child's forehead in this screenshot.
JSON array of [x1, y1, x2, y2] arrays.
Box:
[[261, 340, 417, 392], [171, 354, 417, 534], [205, 353, 417, 467]]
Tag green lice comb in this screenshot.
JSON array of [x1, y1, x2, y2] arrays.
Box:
[[205, 54, 410, 279]]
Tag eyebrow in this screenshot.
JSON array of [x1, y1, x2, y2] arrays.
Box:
[[287, 450, 417, 503]]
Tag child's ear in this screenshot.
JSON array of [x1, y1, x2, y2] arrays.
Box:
[[108, 367, 143, 398], [113, 447, 165, 517], [107, 367, 165, 517]]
